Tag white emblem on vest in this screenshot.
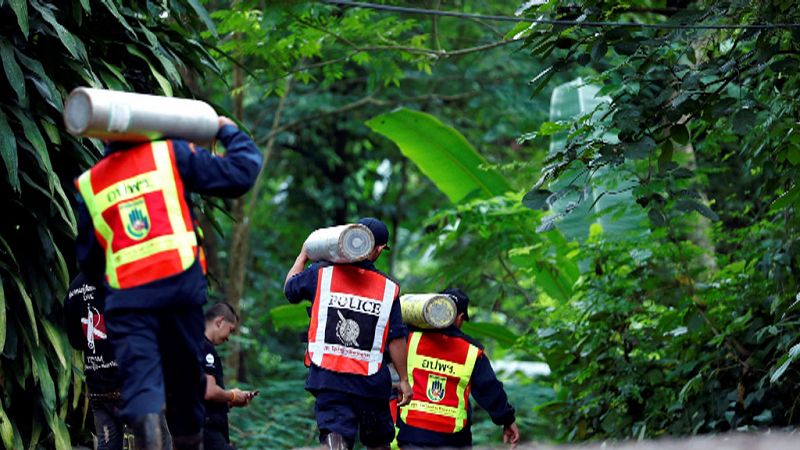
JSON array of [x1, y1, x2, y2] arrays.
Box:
[[206, 353, 215, 365], [335, 310, 360, 347]]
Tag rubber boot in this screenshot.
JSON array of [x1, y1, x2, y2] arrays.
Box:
[[130, 413, 164, 450], [323, 432, 349, 450], [173, 431, 204, 450]]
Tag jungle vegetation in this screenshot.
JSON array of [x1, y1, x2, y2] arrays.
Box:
[[1, 0, 800, 448]]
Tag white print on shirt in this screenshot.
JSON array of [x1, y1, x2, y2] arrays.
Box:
[[85, 355, 118, 371], [81, 306, 107, 354]]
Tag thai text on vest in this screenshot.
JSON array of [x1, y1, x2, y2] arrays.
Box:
[[106, 177, 154, 203], [421, 357, 456, 375]]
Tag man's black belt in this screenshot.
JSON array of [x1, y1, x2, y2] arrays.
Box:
[[88, 391, 122, 401]]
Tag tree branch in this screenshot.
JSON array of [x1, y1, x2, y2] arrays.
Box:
[[256, 91, 477, 144], [259, 38, 524, 84]]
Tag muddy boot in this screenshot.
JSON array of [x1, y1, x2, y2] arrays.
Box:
[[173, 431, 203, 450], [130, 414, 164, 450], [323, 432, 349, 450]]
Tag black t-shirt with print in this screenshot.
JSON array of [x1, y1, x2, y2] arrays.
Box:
[[202, 337, 229, 431], [64, 272, 120, 394]]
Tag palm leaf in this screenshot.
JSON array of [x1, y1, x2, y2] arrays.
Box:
[[0, 109, 19, 192], [367, 108, 511, 203], [7, 0, 28, 37], [0, 37, 26, 103]]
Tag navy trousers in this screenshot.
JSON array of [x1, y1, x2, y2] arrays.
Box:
[[314, 389, 395, 449], [106, 305, 206, 438]]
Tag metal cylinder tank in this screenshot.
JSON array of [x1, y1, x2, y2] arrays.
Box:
[[400, 294, 457, 329], [304, 224, 375, 263], [63, 87, 219, 143]]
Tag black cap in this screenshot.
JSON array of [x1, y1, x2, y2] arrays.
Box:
[[357, 217, 390, 249], [441, 287, 469, 321]]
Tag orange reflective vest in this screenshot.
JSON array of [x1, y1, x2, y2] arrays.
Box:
[[76, 140, 198, 290], [307, 265, 399, 376], [400, 331, 482, 433]]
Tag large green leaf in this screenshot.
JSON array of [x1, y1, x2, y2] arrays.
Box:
[[31, 347, 56, 414], [187, 0, 218, 37], [0, 401, 17, 450], [366, 108, 511, 203], [0, 109, 19, 192], [0, 281, 5, 354], [29, 1, 89, 63], [0, 37, 26, 103], [14, 50, 63, 112], [7, 0, 28, 37], [11, 275, 38, 345], [533, 261, 574, 303], [462, 322, 519, 348], [45, 411, 71, 450], [98, 0, 135, 36], [269, 302, 311, 331], [12, 108, 54, 192], [126, 44, 173, 96], [41, 320, 67, 370]]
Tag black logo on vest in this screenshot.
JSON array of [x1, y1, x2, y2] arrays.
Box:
[[324, 293, 381, 351]]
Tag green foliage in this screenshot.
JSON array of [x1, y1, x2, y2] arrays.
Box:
[[0, 0, 215, 447], [495, 0, 800, 441], [367, 108, 511, 203], [228, 361, 317, 449]]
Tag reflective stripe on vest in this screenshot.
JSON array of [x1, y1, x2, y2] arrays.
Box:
[[76, 141, 197, 289], [400, 331, 481, 433], [307, 265, 398, 376]]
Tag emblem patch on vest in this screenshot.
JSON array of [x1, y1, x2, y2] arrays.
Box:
[[426, 373, 447, 402], [119, 198, 151, 240], [336, 310, 360, 347]]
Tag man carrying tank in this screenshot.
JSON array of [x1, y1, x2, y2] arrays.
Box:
[[397, 288, 521, 450], [202, 302, 257, 450], [284, 218, 413, 450], [75, 115, 262, 450]]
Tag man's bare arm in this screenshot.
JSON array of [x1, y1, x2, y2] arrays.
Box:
[[284, 247, 309, 289], [388, 338, 413, 406]]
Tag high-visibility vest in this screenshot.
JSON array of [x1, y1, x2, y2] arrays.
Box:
[[307, 265, 399, 376], [76, 140, 198, 290], [400, 331, 482, 433]]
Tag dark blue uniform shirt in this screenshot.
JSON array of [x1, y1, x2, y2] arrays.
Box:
[[396, 326, 516, 448], [76, 125, 262, 312], [284, 260, 409, 399]]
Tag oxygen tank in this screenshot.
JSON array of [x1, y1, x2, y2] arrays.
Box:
[[63, 87, 219, 143], [304, 224, 375, 263], [400, 294, 457, 329]]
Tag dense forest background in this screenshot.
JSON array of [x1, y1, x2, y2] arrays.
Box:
[[1, 0, 800, 448]]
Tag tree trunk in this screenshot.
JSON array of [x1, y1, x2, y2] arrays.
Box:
[[224, 76, 294, 381]]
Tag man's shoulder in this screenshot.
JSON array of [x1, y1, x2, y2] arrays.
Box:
[[343, 262, 400, 286], [420, 327, 485, 351]]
